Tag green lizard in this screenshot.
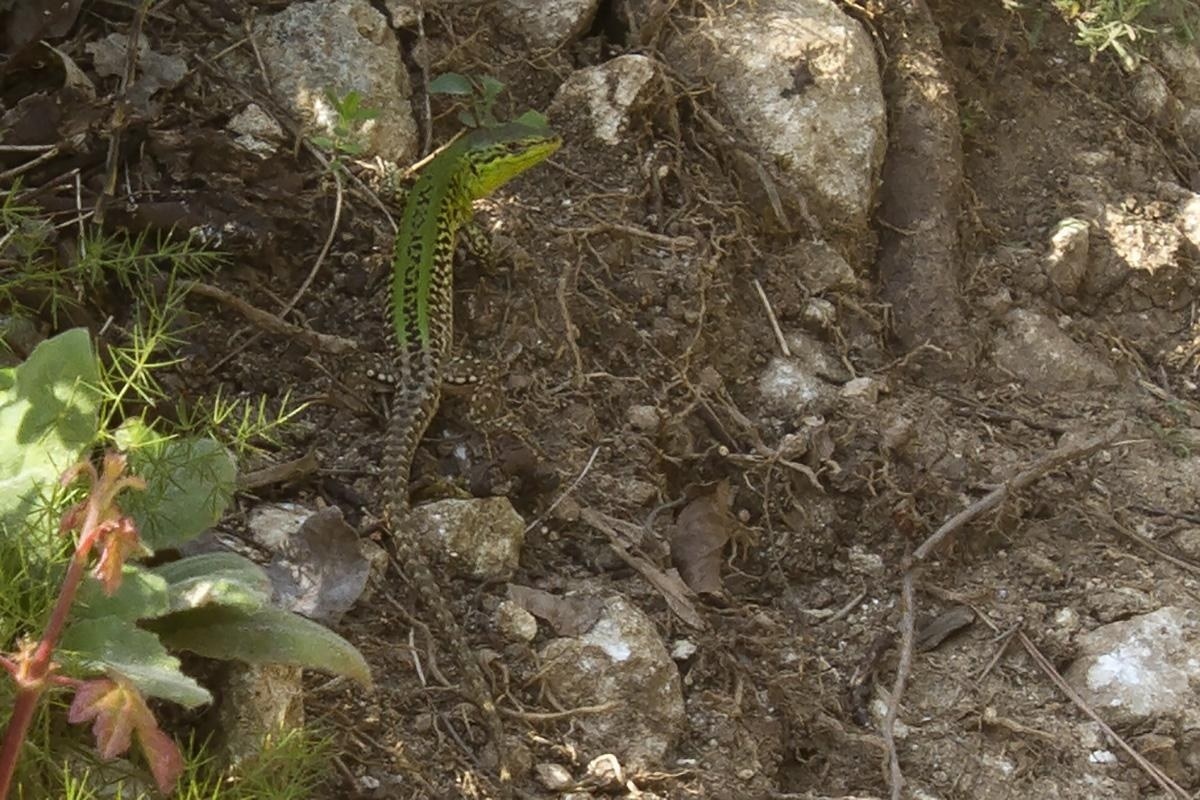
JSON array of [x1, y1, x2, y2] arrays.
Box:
[[381, 120, 561, 785]]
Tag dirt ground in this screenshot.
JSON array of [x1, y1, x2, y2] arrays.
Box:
[[4, 0, 1200, 798]]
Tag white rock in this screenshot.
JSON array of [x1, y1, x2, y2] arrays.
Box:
[[759, 357, 830, 413], [802, 297, 837, 330], [1180, 193, 1200, 250], [406, 497, 525, 581], [840, 376, 881, 403], [846, 545, 884, 576], [627, 403, 661, 431], [496, 599, 539, 642], [535, 762, 574, 790], [253, 0, 417, 162], [668, 0, 885, 241], [1098, 204, 1184, 278], [992, 309, 1117, 392], [759, 332, 851, 413], [382, 0, 419, 28], [538, 596, 686, 769], [499, 0, 601, 48], [1045, 217, 1090, 296], [551, 55, 662, 145], [1065, 606, 1200, 729], [670, 638, 697, 660]]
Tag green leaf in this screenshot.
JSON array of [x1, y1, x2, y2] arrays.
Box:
[[513, 110, 551, 130], [152, 552, 272, 614], [151, 605, 371, 688], [479, 75, 505, 100], [0, 328, 100, 540], [74, 566, 170, 621], [116, 420, 236, 551], [61, 615, 212, 708], [458, 109, 479, 128], [429, 72, 474, 96]]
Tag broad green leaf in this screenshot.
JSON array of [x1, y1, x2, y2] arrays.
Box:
[[61, 615, 212, 708], [513, 110, 551, 131], [479, 75, 505, 100], [0, 328, 100, 540], [116, 420, 236, 551], [74, 565, 170, 621], [458, 109, 479, 128], [429, 72, 474, 96], [152, 606, 371, 688], [152, 552, 271, 613]]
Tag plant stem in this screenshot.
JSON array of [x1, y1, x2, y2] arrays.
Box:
[[0, 488, 103, 799]]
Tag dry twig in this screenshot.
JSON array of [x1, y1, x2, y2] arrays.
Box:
[[914, 426, 1121, 560], [881, 569, 914, 800], [184, 281, 357, 354]]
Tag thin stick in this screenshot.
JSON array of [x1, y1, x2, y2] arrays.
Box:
[[914, 426, 1120, 560], [0, 147, 59, 181], [550, 221, 696, 249], [96, 0, 151, 224], [184, 281, 357, 353], [555, 258, 585, 388], [882, 569, 914, 800], [526, 446, 600, 533], [1017, 631, 1188, 798], [279, 166, 344, 321], [499, 701, 620, 722], [1098, 511, 1200, 577], [753, 278, 791, 357]]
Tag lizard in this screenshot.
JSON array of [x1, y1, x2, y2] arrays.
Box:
[[381, 119, 561, 787]]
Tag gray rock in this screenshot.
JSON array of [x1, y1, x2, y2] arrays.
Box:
[[1158, 40, 1200, 152], [668, 0, 885, 242], [253, 0, 417, 162], [789, 240, 861, 293], [992, 309, 1117, 392], [538, 596, 686, 769], [1065, 606, 1200, 730], [1044, 217, 1090, 297], [227, 103, 285, 156], [499, 0, 601, 48], [406, 496, 525, 581], [1129, 64, 1173, 124], [551, 55, 663, 145]]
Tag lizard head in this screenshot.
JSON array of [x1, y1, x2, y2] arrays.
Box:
[[461, 121, 562, 198]]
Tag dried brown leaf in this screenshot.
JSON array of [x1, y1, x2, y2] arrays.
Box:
[[670, 481, 736, 595], [507, 584, 604, 636]]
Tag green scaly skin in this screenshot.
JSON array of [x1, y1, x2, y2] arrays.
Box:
[[382, 121, 561, 786]]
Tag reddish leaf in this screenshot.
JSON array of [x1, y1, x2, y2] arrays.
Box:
[[139, 724, 185, 794], [67, 676, 184, 792], [92, 516, 143, 595]]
